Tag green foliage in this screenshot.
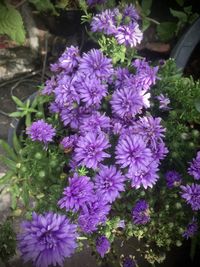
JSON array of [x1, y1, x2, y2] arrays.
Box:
[[28, 0, 58, 14], [98, 36, 126, 64], [0, 220, 16, 263], [157, 22, 176, 42], [0, 3, 25, 44]]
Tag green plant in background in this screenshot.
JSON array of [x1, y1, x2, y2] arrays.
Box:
[[0, 219, 16, 264]]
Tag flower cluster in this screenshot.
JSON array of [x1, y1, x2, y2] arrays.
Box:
[[14, 3, 200, 267], [91, 5, 142, 47]]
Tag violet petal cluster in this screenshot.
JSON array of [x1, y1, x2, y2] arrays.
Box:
[[96, 236, 110, 258], [165, 171, 182, 188], [132, 200, 150, 225], [18, 212, 78, 267], [183, 218, 198, 239], [58, 173, 94, 212], [26, 120, 56, 144], [188, 151, 200, 180], [181, 183, 200, 211]]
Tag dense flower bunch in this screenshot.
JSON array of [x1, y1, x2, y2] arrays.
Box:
[[10, 3, 200, 267], [91, 4, 142, 47]]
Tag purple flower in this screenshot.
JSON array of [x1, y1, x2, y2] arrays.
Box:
[[181, 184, 200, 211], [133, 59, 159, 91], [58, 46, 80, 73], [26, 120, 56, 144], [54, 75, 80, 108], [132, 200, 150, 225], [96, 236, 110, 258], [91, 9, 118, 35], [79, 112, 110, 133], [115, 23, 143, 47], [156, 94, 170, 110], [165, 171, 182, 188], [115, 134, 152, 170], [127, 160, 159, 189], [114, 67, 131, 89], [183, 218, 198, 239], [110, 87, 150, 119], [58, 173, 94, 212], [133, 116, 166, 148], [188, 151, 200, 180], [74, 132, 110, 169], [78, 196, 111, 233], [95, 165, 125, 203], [78, 49, 113, 81], [60, 134, 78, 151], [61, 106, 89, 129], [18, 212, 78, 267], [76, 76, 107, 107], [123, 4, 140, 21], [42, 76, 56, 95], [123, 257, 136, 267]]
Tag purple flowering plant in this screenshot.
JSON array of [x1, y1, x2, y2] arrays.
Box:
[[1, 1, 200, 267]]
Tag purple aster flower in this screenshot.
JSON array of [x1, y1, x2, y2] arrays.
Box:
[[50, 62, 60, 72], [115, 23, 143, 47], [60, 134, 78, 151], [95, 165, 125, 203], [123, 4, 140, 21], [91, 9, 118, 35], [127, 160, 159, 189], [76, 76, 107, 107], [26, 119, 56, 144], [96, 236, 110, 258], [132, 116, 166, 148], [156, 94, 170, 110], [188, 151, 200, 180], [58, 46, 80, 73], [165, 171, 182, 188], [61, 106, 90, 129], [115, 134, 152, 170], [133, 59, 159, 91], [183, 218, 198, 239], [54, 75, 80, 108], [123, 257, 136, 267], [114, 67, 131, 89], [42, 76, 57, 95], [79, 112, 110, 133], [151, 140, 168, 161], [78, 196, 111, 233], [58, 173, 94, 212], [74, 131, 110, 169], [110, 87, 149, 119], [78, 49, 113, 81], [18, 212, 78, 267], [49, 101, 61, 114], [132, 200, 150, 225], [181, 184, 200, 211]]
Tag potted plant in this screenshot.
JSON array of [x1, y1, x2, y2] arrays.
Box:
[[0, 1, 200, 267]]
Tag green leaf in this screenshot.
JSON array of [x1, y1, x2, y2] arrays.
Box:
[[25, 113, 31, 127], [0, 140, 18, 161], [157, 22, 176, 42], [29, 0, 58, 14], [11, 96, 24, 108], [0, 3, 25, 44], [22, 184, 29, 207], [0, 171, 14, 185], [0, 155, 17, 170], [176, 0, 185, 6], [141, 0, 152, 16], [170, 8, 187, 22], [142, 18, 151, 31], [9, 112, 23, 118], [194, 98, 200, 112], [13, 132, 21, 154]]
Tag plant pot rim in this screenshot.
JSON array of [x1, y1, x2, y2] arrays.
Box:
[[170, 17, 200, 70]]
